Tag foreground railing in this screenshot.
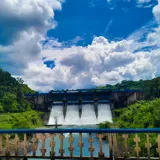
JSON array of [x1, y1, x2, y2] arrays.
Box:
[[1, 128, 160, 159]]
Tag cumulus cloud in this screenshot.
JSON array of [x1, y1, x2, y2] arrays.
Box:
[[1, 0, 160, 92], [153, 0, 160, 23], [23, 33, 160, 91], [21, 0, 160, 91], [0, 0, 62, 74]]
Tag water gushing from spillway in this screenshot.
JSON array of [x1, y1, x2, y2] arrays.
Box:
[[64, 105, 80, 125], [48, 103, 112, 125]]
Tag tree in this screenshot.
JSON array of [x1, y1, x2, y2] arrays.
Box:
[[0, 103, 4, 113], [0, 68, 35, 113], [16, 77, 24, 84]]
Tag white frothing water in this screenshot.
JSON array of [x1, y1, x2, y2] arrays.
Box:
[[98, 104, 112, 123], [64, 105, 80, 125], [81, 104, 97, 124], [48, 105, 64, 124], [48, 103, 112, 125]]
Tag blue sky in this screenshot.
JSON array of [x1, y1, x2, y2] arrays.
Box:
[[0, 0, 160, 91], [47, 0, 157, 45]]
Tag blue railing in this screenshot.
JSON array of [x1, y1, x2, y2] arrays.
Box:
[[0, 128, 159, 159], [1, 128, 160, 134]]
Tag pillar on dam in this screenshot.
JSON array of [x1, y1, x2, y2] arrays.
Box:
[[78, 96, 82, 118], [94, 99, 98, 118], [63, 100, 67, 119], [110, 100, 115, 118], [79, 99, 82, 118]]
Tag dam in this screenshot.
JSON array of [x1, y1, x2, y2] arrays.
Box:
[[25, 89, 144, 125], [48, 103, 112, 125]]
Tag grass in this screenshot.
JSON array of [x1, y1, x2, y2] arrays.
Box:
[[0, 110, 44, 129]]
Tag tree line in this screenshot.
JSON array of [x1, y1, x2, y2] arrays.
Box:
[[98, 77, 160, 99]]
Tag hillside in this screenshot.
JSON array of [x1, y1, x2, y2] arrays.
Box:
[[98, 77, 160, 99], [0, 68, 35, 112], [98, 99, 160, 128]]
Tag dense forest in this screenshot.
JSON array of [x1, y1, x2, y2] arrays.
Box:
[[0, 68, 35, 113], [98, 99, 160, 157], [0, 68, 44, 129], [98, 77, 160, 128], [98, 77, 160, 99], [98, 78, 160, 156], [99, 99, 160, 128]]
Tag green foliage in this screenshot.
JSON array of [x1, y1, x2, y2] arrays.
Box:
[[0, 111, 44, 129], [98, 99, 160, 129], [98, 121, 117, 128], [0, 68, 35, 113], [113, 99, 160, 128], [98, 77, 160, 99], [98, 99, 160, 157], [0, 103, 4, 112]]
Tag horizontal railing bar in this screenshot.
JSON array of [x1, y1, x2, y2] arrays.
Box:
[[0, 156, 110, 159], [0, 156, 159, 160], [0, 128, 160, 134]]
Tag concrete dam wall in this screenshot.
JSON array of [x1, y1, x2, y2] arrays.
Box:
[[25, 89, 144, 125]]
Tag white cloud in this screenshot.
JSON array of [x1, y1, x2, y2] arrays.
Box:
[[22, 33, 160, 91], [153, 0, 160, 23], [19, 0, 160, 91], [43, 38, 62, 49], [1, 0, 160, 92], [107, 0, 152, 4], [137, 0, 151, 4], [0, 0, 63, 74], [147, 27, 160, 46]]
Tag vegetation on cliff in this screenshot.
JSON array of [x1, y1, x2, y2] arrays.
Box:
[[99, 99, 160, 128], [0, 68, 44, 129], [98, 99, 160, 157], [0, 68, 35, 113], [0, 111, 44, 129], [98, 77, 160, 99]]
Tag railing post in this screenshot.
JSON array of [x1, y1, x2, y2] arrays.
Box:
[[88, 133, 95, 158], [59, 133, 65, 157], [156, 134, 160, 160], [145, 134, 151, 160], [0, 135, 2, 154], [14, 134, 19, 156], [78, 133, 84, 157], [97, 134, 104, 157], [68, 133, 74, 157], [5, 134, 10, 156], [24, 134, 27, 156], [31, 134, 38, 156], [134, 134, 141, 159], [50, 133, 56, 159], [122, 134, 129, 159], [40, 134, 46, 156], [108, 134, 113, 160], [113, 134, 119, 160]]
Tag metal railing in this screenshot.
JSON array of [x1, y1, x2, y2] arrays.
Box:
[[0, 128, 160, 159]]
